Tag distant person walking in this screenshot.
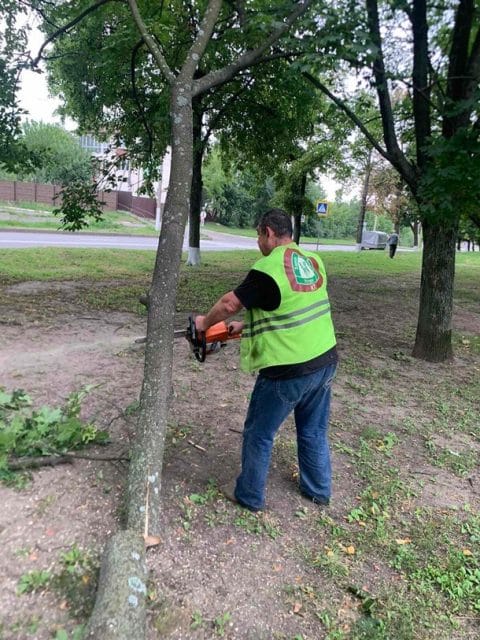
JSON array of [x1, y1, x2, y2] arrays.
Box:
[[387, 232, 399, 258]]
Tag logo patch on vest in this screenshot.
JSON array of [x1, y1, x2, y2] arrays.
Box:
[[284, 249, 323, 292]]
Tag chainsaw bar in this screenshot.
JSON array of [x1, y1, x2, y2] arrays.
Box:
[[173, 329, 188, 338]]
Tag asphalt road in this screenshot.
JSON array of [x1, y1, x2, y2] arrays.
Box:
[[0, 229, 357, 252]]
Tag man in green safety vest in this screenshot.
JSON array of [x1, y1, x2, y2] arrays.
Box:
[[195, 209, 338, 512]]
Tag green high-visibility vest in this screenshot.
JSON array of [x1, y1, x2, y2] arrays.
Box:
[[240, 243, 336, 373]]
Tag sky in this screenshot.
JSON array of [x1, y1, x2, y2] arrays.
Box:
[[19, 68, 65, 125], [18, 24, 75, 129]]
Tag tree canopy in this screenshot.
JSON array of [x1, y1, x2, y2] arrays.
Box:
[[12, 121, 94, 185], [300, 0, 480, 360], [0, 1, 34, 172]]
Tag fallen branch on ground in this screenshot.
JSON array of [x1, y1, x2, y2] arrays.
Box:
[[8, 451, 130, 470], [8, 455, 73, 470]]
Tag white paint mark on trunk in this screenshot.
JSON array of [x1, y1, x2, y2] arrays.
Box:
[[128, 576, 147, 593]]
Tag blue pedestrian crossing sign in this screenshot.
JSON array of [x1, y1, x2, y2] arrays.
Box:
[[316, 201, 329, 217]]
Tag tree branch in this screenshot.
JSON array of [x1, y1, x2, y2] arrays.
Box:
[[365, 0, 417, 189], [465, 26, 480, 98], [180, 0, 224, 81], [31, 0, 115, 68], [20, 0, 60, 30], [192, 0, 314, 97], [443, 0, 474, 135], [127, 0, 175, 85], [8, 455, 72, 470], [302, 72, 391, 162], [202, 77, 254, 145], [8, 450, 130, 470], [446, 0, 474, 101]]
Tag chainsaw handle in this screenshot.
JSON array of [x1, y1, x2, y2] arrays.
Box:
[[188, 315, 207, 362], [196, 331, 207, 362], [226, 320, 243, 338], [189, 315, 241, 362]]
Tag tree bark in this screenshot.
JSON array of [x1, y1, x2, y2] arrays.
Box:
[[126, 83, 193, 538], [187, 101, 204, 266], [83, 530, 147, 640], [412, 218, 458, 361], [292, 172, 307, 244], [356, 148, 372, 248], [410, 220, 420, 248]]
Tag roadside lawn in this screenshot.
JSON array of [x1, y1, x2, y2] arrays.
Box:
[[0, 201, 158, 236]]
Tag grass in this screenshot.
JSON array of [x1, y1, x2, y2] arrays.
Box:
[[1, 248, 477, 309], [17, 543, 98, 618], [0, 201, 159, 236], [0, 248, 156, 282], [0, 200, 56, 212], [306, 426, 479, 638], [0, 248, 478, 321], [0, 246, 421, 283]]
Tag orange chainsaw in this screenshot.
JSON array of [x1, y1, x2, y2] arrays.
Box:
[[174, 314, 241, 362]]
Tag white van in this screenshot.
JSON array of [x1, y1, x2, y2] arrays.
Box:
[[361, 230, 388, 250]]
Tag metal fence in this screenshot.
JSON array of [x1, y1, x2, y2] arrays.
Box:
[[117, 191, 156, 219], [0, 180, 156, 219]]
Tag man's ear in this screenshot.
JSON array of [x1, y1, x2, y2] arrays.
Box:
[[265, 225, 274, 239]]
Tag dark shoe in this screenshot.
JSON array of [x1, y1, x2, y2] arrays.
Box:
[[220, 481, 262, 513], [301, 491, 330, 506]]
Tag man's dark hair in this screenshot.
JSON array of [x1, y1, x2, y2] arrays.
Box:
[[258, 209, 292, 237]]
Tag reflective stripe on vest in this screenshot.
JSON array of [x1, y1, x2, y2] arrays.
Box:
[[242, 298, 331, 337]]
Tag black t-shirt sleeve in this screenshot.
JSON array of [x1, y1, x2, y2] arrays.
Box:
[[234, 269, 280, 311]]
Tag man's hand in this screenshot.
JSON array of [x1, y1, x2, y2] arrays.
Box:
[[228, 320, 244, 336], [195, 315, 208, 333]]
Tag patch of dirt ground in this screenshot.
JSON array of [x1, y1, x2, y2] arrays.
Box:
[[0, 277, 479, 639]]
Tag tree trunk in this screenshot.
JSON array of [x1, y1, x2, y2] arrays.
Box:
[[127, 83, 193, 538], [83, 530, 147, 639], [355, 148, 372, 249], [412, 220, 420, 248], [187, 102, 203, 266], [412, 218, 458, 362], [293, 213, 301, 244], [80, 0, 316, 635], [292, 172, 307, 244]]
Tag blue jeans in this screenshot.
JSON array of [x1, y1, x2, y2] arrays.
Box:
[[235, 363, 337, 511]]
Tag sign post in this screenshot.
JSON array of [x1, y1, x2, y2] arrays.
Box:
[[315, 202, 329, 250]]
